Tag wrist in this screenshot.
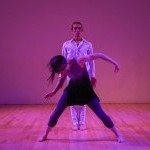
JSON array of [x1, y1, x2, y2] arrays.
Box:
[[52, 90, 56, 95]]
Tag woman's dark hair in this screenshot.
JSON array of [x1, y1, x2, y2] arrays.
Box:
[[47, 55, 67, 82]]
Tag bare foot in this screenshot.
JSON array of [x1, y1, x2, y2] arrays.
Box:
[[117, 135, 125, 143], [38, 135, 47, 142]]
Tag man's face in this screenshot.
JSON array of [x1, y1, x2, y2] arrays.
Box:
[[72, 23, 83, 37]]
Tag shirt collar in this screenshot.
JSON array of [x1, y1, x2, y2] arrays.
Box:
[[70, 38, 86, 43]]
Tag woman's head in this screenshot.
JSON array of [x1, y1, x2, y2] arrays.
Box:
[[48, 55, 67, 82]]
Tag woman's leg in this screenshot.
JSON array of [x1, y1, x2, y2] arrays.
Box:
[[87, 98, 124, 142], [39, 92, 68, 142], [87, 98, 114, 128]]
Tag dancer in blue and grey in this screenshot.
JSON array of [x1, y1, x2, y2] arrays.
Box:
[[39, 53, 124, 143]]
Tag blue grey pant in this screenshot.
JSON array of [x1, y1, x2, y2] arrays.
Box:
[[48, 91, 114, 128]]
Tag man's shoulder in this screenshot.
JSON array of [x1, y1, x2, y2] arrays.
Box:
[[82, 38, 92, 46], [63, 39, 72, 45]]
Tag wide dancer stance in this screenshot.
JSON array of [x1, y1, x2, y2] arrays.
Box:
[[39, 53, 124, 143]]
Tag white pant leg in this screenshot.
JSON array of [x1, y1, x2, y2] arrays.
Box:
[[70, 106, 79, 125], [79, 105, 86, 125]]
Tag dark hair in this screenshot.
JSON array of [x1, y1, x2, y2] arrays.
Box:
[[71, 21, 83, 30], [47, 55, 67, 82]]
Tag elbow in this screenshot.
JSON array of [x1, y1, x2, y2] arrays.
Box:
[[98, 53, 106, 59], [60, 84, 63, 88]]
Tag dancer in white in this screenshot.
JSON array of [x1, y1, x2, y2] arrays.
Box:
[[62, 21, 96, 130]]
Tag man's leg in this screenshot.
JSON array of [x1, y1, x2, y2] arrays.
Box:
[[79, 105, 86, 130], [70, 106, 79, 130]]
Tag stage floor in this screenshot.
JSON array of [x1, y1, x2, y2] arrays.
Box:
[[0, 104, 150, 150]]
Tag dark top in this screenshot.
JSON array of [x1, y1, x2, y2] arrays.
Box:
[[64, 59, 99, 106]]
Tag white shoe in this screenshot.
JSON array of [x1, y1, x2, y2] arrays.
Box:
[[72, 124, 78, 131], [79, 124, 86, 130]]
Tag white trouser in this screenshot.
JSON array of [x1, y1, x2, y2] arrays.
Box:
[[70, 105, 86, 125]]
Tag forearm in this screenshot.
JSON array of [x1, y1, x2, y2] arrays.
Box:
[[91, 53, 118, 66], [52, 77, 65, 94], [88, 60, 96, 77]]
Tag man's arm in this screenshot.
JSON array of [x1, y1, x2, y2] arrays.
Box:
[[62, 43, 67, 58], [87, 43, 95, 77], [87, 43, 96, 87]]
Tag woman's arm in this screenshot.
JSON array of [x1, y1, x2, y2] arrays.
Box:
[[77, 53, 119, 72], [45, 71, 67, 98]]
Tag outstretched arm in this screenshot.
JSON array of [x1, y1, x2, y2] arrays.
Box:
[[77, 53, 119, 73]]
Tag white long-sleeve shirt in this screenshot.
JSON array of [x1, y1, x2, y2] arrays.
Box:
[[62, 38, 95, 78]]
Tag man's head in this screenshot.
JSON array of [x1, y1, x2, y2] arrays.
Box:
[[71, 22, 83, 31], [71, 22, 83, 38]]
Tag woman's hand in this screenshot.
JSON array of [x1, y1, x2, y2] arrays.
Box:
[[114, 64, 120, 73]]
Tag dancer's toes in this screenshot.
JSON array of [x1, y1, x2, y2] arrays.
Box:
[[117, 136, 125, 143], [38, 135, 47, 142]]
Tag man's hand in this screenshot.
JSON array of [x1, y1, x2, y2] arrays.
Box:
[[90, 77, 97, 88]]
